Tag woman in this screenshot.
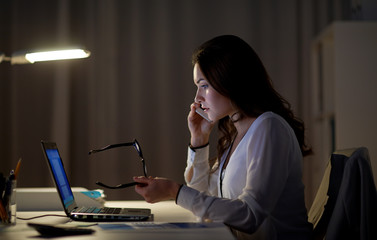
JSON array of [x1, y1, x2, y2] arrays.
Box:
[[133, 35, 313, 239]]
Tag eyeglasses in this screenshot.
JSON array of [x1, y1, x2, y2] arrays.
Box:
[[88, 139, 147, 189]]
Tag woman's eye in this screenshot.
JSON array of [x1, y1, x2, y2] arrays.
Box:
[[200, 84, 208, 89]]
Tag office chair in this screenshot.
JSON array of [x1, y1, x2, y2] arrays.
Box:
[[308, 147, 377, 240]]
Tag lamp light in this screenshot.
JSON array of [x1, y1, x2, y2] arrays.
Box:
[[0, 48, 90, 64]]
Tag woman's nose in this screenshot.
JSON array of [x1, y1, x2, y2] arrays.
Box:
[[194, 95, 202, 103], [194, 91, 202, 104]]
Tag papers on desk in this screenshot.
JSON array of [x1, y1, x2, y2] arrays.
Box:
[[99, 222, 226, 230], [16, 187, 105, 211], [97, 222, 236, 240]]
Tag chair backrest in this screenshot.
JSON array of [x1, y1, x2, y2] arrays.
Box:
[[308, 147, 377, 240]]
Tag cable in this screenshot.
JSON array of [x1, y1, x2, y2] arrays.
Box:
[[16, 214, 68, 220]]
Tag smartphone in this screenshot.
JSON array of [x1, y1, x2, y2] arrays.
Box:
[[28, 223, 95, 236], [195, 108, 212, 122]]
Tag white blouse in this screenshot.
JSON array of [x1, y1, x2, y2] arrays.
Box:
[[177, 112, 312, 239]]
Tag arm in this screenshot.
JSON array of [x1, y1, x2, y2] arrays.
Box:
[[177, 186, 256, 233], [184, 103, 217, 193], [178, 115, 302, 234], [134, 114, 305, 235], [184, 146, 212, 192]]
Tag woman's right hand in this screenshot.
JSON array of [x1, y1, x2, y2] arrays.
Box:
[[187, 103, 215, 147]]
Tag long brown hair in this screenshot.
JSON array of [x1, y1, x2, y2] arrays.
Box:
[[192, 35, 312, 160]]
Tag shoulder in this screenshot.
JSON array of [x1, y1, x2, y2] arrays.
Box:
[[243, 112, 297, 149], [251, 112, 292, 133], [243, 112, 302, 163]]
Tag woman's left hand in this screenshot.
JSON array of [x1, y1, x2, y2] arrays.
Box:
[[133, 176, 181, 203]]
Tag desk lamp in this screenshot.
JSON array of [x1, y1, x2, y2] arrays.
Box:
[[0, 48, 90, 64]]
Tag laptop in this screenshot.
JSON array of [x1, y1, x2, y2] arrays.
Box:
[[41, 141, 151, 222]]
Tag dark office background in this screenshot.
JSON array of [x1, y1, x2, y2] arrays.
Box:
[[1, 0, 376, 205]]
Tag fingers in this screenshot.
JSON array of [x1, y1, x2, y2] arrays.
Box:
[[133, 177, 150, 201], [191, 102, 201, 109], [133, 177, 178, 204], [188, 103, 210, 126], [190, 102, 203, 114], [133, 177, 159, 203], [188, 103, 200, 120], [133, 176, 150, 184]]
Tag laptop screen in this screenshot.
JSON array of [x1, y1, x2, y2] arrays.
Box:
[[45, 148, 75, 209]]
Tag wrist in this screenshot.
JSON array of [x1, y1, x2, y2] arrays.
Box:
[[190, 137, 209, 148], [170, 182, 182, 200], [175, 184, 184, 204], [189, 142, 209, 151]]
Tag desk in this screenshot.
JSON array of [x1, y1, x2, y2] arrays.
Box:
[[0, 201, 235, 240]]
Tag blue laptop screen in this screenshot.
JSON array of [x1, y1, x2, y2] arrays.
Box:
[[46, 149, 74, 209]]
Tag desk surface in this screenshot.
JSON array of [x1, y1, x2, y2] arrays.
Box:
[[0, 200, 235, 240], [105, 200, 198, 222]]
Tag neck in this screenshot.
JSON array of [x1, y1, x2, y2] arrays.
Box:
[[233, 116, 256, 140]]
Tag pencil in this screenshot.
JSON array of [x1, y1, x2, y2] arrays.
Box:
[[0, 199, 8, 222], [14, 158, 22, 179]]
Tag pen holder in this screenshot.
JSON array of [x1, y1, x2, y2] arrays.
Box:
[[0, 179, 17, 226]]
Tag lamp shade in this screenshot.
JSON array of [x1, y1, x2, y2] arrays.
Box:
[[1, 48, 91, 64]]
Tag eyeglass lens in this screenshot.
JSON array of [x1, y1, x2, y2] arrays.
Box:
[[89, 139, 147, 189]]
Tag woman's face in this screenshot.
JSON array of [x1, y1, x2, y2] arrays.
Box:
[[193, 63, 234, 121]]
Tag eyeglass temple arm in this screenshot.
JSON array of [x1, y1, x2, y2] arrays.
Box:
[[96, 181, 137, 189], [88, 142, 135, 155]]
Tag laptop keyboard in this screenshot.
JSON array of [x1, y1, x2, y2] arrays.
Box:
[[77, 207, 122, 214]]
